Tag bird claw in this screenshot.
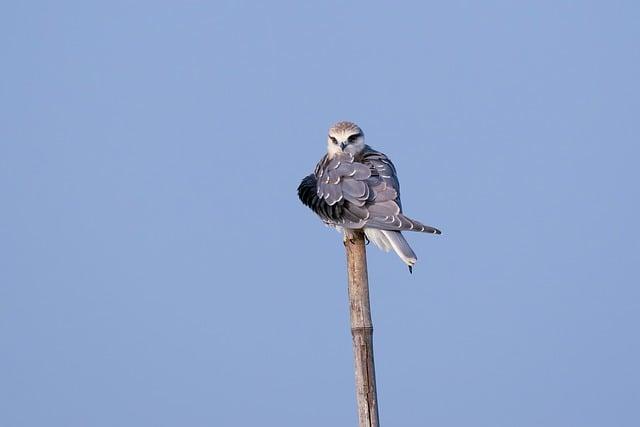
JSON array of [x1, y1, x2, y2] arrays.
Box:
[[408, 265, 413, 274], [364, 236, 370, 246]]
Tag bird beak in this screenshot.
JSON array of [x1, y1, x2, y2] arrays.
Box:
[[339, 142, 347, 150]]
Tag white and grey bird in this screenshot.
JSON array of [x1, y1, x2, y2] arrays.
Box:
[[298, 121, 441, 272]]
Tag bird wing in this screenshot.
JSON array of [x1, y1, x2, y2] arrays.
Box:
[[299, 148, 441, 234]]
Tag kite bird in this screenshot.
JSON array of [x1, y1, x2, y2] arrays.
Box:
[[297, 121, 441, 273]]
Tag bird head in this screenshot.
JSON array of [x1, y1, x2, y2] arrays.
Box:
[[327, 121, 365, 158]]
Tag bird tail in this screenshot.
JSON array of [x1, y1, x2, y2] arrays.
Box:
[[365, 228, 417, 270]]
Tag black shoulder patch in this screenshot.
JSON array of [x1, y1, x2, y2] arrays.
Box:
[[297, 174, 344, 223]]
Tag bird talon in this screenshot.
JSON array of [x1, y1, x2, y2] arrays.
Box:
[[364, 236, 370, 245], [408, 265, 413, 274]]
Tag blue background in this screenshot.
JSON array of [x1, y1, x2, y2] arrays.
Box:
[[2, 1, 639, 426]]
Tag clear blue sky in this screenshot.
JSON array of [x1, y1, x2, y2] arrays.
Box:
[[2, 1, 639, 426]]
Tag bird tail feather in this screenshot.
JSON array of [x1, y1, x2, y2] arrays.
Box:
[[365, 228, 417, 268]]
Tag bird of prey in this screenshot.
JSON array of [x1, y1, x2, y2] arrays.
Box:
[[298, 121, 441, 272]]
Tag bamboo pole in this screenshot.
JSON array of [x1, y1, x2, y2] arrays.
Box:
[[344, 230, 380, 427]]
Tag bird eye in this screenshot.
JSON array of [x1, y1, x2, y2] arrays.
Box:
[[329, 136, 338, 144], [348, 133, 362, 142]]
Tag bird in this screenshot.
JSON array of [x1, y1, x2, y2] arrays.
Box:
[[297, 121, 441, 273]]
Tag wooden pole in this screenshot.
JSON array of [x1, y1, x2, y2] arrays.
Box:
[[345, 230, 380, 427]]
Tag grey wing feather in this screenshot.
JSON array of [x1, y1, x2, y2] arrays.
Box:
[[369, 177, 398, 202], [358, 147, 441, 234], [316, 153, 370, 207], [310, 147, 441, 235]]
